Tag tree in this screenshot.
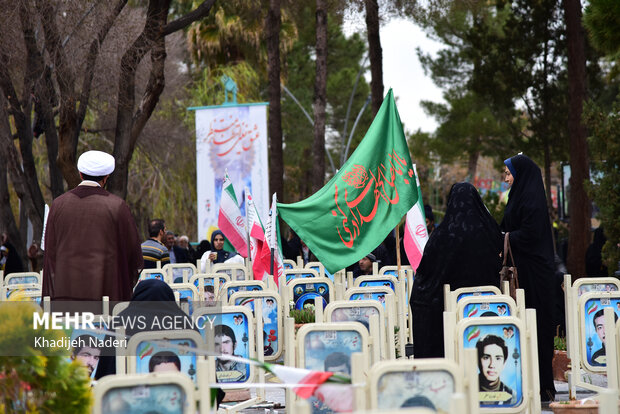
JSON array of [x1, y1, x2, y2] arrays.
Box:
[[422, 90, 509, 181], [282, 3, 372, 201], [312, 0, 328, 193], [364, 0, 384, 115], [266, 0, 284, 199], [584, 99, 620, 275], [0, 0, 217, 260], [583, 0, 620, 274], [563, 0, 590, 276], [414, 0, 569, 199]]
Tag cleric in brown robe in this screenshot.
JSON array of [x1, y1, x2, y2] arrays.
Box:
[[42, 150, 143, 301]]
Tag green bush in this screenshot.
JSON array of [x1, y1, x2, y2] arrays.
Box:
[[0, 302, 92, 413]]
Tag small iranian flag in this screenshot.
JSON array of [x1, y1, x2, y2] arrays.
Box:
[[246, 189, 271, 281], [139, 343, 154, 359], [467, 326, 481, 342], [218, 173, 248, 258], [263, 363, 353, 412], [403, 164, 429, 271], [587, 302, 598, 315], [467, 307, 478, 318], [260, 193, 284, 284]]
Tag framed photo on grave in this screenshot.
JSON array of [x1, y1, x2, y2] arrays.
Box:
[[456, 296, 517, 321], [3, 272, 41, 286], [578, 292, 620, 371], [192, 306, 255, 385], [221, 280, 266, 300], [212, 263, 247, 281], [64, 320, 109, 379], [574, 278, 620, 297], [345, 286, 393, 310], [457, 316, 526, 411], [284, 268, 319, 284], [369, 359, 462, 413], [229, 291, 283, 361], [325, 300, 386, 360], [3, 283, 41, 300], [454, 286, 501, 303], [288, 278, 333, 310], [297, 322, 369, 414], [127, 330, 204, 384], [93, 373, 195, 414], [163, 263, 197, 284], [354, 275, 399, 293]]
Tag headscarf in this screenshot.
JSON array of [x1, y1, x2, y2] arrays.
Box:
[[209, 230, 237, 263], [411, 182, 503, 306], [501, 154, 549, 232], [210, 230, 225, 250], [118, 279, 194, 336]]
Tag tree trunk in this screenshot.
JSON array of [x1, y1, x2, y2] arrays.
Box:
[[108, 0, 215, 199], [466, 149, 479, 183], [563, 0, 590, 276], [266, 0, 283, 200], [365, 0, 383, 116], [543, 139, 553, 216], [0, 94, 42, 262], [108, 0, 169, 199], [312, 0, 327, 193], [37, 67, 65, 198]]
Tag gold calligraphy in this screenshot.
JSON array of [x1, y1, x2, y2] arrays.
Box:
[[332, 150, 414, 248]]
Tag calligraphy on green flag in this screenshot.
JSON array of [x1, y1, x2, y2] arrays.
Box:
[[278, 89, 419, 274]]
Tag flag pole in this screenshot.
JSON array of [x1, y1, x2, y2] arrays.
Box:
[[396, 214, 407, 276], [269, 193, 277, 276], [396, 223, 402, 276]]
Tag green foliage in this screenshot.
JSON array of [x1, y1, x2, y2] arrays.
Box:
[[0, 302, 92, 413], [188, 62, 263, 111], [412, 0, 573, 177], [584, 0, 620, 60], [289, 308, 316, 324], [554, 335, 567, 351], [584, 98, 620, 274], [183, 1, 297, 71], [421, 91, 510, 166]]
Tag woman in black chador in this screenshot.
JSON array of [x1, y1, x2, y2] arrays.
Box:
[[410, 182, 503, 358], [502, 154, 556, 402]]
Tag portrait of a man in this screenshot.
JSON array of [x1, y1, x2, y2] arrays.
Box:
[[214, 324, 247, 382], [476, 334, 517, 405]]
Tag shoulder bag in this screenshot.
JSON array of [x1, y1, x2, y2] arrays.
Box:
[[500, 232, 519, 300]]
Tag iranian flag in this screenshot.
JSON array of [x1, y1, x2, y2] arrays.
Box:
[[246, 189, 270, 281], [264, 363, 353, 412], [278, 90, 419, 274], [403, 164, 429, 271], [260, 193, 284, 285], [218, 173, 248, 258]]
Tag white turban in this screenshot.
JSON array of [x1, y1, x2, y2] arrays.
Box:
[[77, 150, 115, 176]]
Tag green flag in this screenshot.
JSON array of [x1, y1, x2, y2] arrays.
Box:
[[278, 89, 419, 273]]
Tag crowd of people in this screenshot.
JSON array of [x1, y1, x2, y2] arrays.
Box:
[[3, 149, 619, 409]]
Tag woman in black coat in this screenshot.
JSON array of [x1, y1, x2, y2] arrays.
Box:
[[502, 154, 556, 402], [410, 182, 503, 358]]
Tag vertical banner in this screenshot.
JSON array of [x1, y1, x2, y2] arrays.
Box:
[[193, 104, 269, 241]]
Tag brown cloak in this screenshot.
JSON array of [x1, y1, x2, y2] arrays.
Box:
[[42, 185, 142, 301]]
